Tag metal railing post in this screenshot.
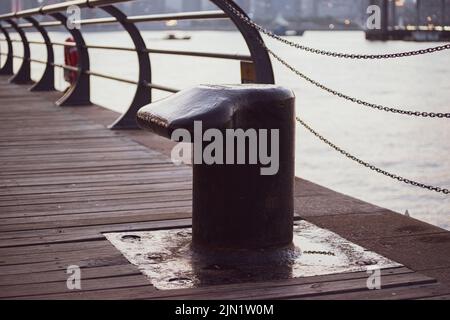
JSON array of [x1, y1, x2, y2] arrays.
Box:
[[0, 0, 275, 128], [0, 25, 13, 75], [210, 0, 274, 84], [100, 5, 152, 129], [25, 16, 55, 91], [49, 12, 90, 106], [6, 19, 32, 84]]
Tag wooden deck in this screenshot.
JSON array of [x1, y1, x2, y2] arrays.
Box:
[[1, 76, 450, 299]]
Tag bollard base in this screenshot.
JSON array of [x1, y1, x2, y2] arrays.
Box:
[[105, 221, 400, 290]]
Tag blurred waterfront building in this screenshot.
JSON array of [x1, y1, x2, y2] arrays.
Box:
[[0, 0, 448, 30]]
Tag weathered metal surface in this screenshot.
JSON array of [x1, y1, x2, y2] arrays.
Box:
[[104, 220, 401, 290], [137, 84, 295, 250]]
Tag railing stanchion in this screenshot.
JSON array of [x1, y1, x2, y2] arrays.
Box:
[[210, 0, 274, 84], [100, 5, 152, 129], [6, 19, 31, 84], [49, 12, 90, 106], [0, 0, 275, 127], [0, 25, 13, 75], [25, 16, 55, 91]]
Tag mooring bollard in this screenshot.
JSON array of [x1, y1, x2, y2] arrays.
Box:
[[137, 84, 295, 251]]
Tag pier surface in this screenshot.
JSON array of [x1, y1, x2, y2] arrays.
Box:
[[1, 76, 449, 300]]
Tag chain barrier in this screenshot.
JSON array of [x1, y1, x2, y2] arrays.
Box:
[[265, 46, 450, 118], [296, 116, 449, 195], [224, 0, 450, 59], [224, 1, 450, 118], [223, 0, 450, 193]]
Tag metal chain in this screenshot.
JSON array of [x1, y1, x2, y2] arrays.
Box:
[[265, 46, 450, 118], [224, 0, 450, 59], [227, 0, 449, 194], [296, 116, 449, 195]]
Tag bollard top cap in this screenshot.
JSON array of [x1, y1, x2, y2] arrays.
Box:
[[136, 84, 295, 139]]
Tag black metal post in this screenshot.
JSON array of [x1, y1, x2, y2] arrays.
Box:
[[25, 17, 55, 91], [0, 25, 13, 75], [6, 19, 32, 84], [49, 12, 90, 106], [100, 5, 152, 129], [137, 85, 295, 251]]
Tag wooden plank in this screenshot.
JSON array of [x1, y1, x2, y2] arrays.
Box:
[[0, 243, 133, 266], [0, 264, 141, 286], [0, 158, 173, 172], [0, 182, 191, 205], [0, 180, 192, 197], [0, 251, 129, 276], [128, 267, 412, 300], [17, 267, 426, 300], [2, 268, 408, 300], [0, 275, 152, 299], [0, 200, 192, 221], [0, 167, 190, 188], [150, 272, 436, 300], [303, 283, 450, 300], [0, 186, 191, 207], [0, 163, 180, 178], [0, 218, 192, 248], [0, 239, 109, 257], [19, 285, 157, 300], [0, 145, 148, 157], [0, 208, 192, 232], [420, 294, 450, 300]]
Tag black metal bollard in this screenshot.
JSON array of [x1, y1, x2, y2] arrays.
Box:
[[137, 84, 295, 251]]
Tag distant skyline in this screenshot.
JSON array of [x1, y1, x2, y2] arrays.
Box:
[[0, 0, 448, 30]]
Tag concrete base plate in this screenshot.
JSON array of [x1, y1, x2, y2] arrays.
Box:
[[104, 220, 401, 290]]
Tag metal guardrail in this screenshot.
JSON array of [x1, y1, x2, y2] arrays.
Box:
[[0, 0, 274, 129]]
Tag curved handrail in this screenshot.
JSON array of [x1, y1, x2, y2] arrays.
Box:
[[24, 16, 55, 91], [49, 12, 91, 106], [99, 5, 152, 129], [0, 0, 275, 129], [6, 19, 31, 84], [210, 0, 274, 84], [0, 25, 13, 74]]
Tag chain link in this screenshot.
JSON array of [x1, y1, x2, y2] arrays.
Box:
[[265, 46, 450, 118], [225, 0, 449, 193], [224, 1, 450, 118], [296, 116, 449, 194], [224, 0, 450, 59]]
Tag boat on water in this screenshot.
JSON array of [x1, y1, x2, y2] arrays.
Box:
[[273, 27, 305, 36], [164, 33, 191, 40], [272, 13, 304, 36]]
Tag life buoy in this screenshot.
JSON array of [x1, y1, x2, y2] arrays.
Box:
[[63, 37, 78, 85]]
